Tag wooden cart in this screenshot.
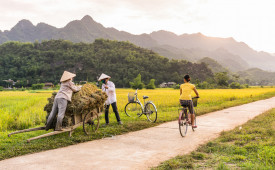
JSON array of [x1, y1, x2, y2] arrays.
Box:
[[8, 108, 102, 143]]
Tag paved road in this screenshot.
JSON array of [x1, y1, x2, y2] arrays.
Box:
[[1, 97, 275, 170]]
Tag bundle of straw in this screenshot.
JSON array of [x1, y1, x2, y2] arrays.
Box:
[[44, 83, 107, 128]]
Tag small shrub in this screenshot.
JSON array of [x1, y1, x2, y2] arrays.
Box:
[[167, 159, 183, 169], [31, 83, 45, 90], [173, 84, 180, 89], [130, 74, 144, 89], [191, 152, 207, 160], [53, 84, 60, 90], [0, 86, 3, 91], [201, 81, 209, 89], [230, 82, 241, 89], [197, 81, 214, 89], [146, 79, 156, 89], [243, 84, 249, 88]]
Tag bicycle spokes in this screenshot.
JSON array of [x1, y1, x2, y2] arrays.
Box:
[[145, 103, 157, 123], [125, 102, 142, 118]]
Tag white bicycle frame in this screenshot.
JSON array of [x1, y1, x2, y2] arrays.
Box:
[[134, 89, 144, 111]]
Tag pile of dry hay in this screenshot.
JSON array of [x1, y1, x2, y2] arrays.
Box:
[[44, 83, 107, 128]]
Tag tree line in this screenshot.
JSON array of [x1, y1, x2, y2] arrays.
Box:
[[0, 39, 214, 88]]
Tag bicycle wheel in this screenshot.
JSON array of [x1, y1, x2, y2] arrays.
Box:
[[179, 111, 188, 137], [125, 102, 143, 118], [145, 102, 157, 123], [83, 111, 99, 136]]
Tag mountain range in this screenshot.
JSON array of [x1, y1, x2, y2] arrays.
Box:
[[1, 15, 275, 72]]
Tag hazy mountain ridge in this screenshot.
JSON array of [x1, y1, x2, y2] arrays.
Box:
[[237, 68, 275, 85], [1, 15, 275, 71], [150, 30, 275, 71], [197, 57, 275, 85], [151, 45, 249, 72], [197, 57, 228, 73], [0, 15, 159, 48]]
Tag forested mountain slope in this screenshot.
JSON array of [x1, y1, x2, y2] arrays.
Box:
[[0, 39, 213, 87]]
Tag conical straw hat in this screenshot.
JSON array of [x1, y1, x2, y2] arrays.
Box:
[[98, 73, 111, 81], [60, 71, 76, 82]]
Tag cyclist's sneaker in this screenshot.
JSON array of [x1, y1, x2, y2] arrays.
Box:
[[192, 125, 197, 128]]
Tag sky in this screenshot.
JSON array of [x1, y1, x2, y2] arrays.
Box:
[[1, 0, 275, 53]]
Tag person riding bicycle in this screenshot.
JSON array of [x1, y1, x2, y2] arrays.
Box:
[[179, 74, 199, 128]]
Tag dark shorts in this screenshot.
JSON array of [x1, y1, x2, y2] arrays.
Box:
[[179, 100, 194, 114]]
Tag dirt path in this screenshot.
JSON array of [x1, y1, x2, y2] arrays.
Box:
[[2, 97, 275, 170]]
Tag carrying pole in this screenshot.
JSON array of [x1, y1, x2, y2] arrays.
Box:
[[8, 126, 46, 137]]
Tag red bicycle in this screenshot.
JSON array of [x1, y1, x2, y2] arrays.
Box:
[[178, 97, 199, 137]]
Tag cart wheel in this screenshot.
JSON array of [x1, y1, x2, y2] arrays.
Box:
[[83, 111, 100, 135]]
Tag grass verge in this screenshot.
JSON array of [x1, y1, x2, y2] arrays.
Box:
[[153, 109, 275, 169]]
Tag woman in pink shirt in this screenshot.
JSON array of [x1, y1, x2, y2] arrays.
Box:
[[45, 71, 81, 131]]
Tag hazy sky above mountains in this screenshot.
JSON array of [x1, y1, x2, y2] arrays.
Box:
[[0, 0, 275, 53]]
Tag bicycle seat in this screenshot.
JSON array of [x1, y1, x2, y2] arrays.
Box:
[[143, 96, 149, 99]]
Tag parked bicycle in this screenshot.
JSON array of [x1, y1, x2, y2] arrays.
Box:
[[178, 97, 199, 137], [124, 89, 157, 122]]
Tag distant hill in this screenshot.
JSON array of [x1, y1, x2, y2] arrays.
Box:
[[197, 57, 228, 73], [151, 45, 249, 72], [1, 15, 275, 71], [237, 68, 275, 85]]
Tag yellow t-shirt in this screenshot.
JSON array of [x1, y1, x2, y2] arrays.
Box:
[[179, 83, 195, 100]]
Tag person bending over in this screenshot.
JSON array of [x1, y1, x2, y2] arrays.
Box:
[[46, 71, 81, 131]]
